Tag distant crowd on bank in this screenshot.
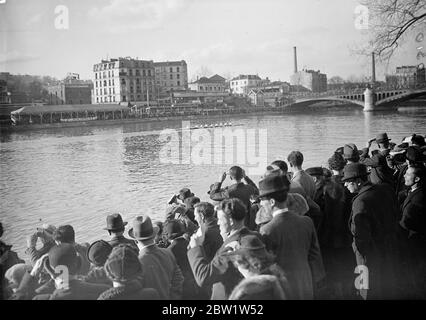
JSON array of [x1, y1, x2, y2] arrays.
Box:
[[1, 132, 425, 300]]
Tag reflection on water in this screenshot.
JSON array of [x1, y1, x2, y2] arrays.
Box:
[[1, 108, 426, 257]]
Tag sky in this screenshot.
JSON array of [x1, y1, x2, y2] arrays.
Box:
[[0, 0, 423, 82]]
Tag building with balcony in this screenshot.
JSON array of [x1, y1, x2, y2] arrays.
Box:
[[92, 57, 156, 105], [47, 73, 93, 105], [154, 60, 188, 98], [290, 69, 327, 92]]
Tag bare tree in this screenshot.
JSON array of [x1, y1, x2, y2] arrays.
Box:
[[360, 0, 426, 59], [328, 76, 345, 84], [190, 65, 213, 82]]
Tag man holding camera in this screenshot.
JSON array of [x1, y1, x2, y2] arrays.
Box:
[[209, 166, 259, 229], [25, 224, 57, 266]]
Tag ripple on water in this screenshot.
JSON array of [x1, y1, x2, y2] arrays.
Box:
[[1, 109, 426, 257]]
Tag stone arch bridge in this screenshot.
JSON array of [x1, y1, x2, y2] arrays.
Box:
[[291, 88, 426, 111]]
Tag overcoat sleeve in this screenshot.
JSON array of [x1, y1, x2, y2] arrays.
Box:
[[187, 245, 229, 288], [351, 199, 372, 259], [209, 182, 229, 201], [307, 219, 326, 283], [169, 263, 184, 300]]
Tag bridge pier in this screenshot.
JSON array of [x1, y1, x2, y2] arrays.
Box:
[[363, 88, 375, 112]]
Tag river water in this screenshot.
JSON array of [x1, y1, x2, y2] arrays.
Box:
[[1, 107, 426, 258]]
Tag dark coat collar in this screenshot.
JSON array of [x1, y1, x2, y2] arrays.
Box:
[[403, 186, 424, 208], [353, 182, 374, 200]]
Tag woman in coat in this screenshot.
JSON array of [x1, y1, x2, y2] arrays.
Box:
[[226, 235, 292, 299]]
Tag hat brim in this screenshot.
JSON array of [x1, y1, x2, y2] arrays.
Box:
[[257, 186, 288, 199], [128, 225, 159, 241], [103, 221, 128, 231], [341, 172, 370, 182]]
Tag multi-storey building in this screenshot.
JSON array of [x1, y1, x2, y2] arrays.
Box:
[[47, 73, 93, 105], [92, 57, 156, 104], [229, 75, 262, 95], [290, 69, 327, 92], [188, 74, 227, 92], [385, 65, 426, 88], [154, 60, 188, 97], [0, 80, 11, 104]]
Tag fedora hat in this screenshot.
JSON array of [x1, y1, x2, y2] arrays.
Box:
[[305, 167, 324, 176], [406, 146, 424, 162], [104, 213, 128, 231], [342, 163, 369, 182], [376, 132, 391, 143], [343, 143, 360, 161], [258, 173, 290, 198], [128, 215, 159, 241], [226, 235, 266, 257]]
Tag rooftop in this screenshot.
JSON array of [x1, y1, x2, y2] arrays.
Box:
[[190, 74, 226, 84], [231, 74, 261, 81], [154, 60, 187, 66]]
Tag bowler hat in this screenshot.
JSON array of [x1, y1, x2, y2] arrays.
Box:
[[342, 163, 369, 182], [305, 167, 324, 176], [47, 243, 81, 275], [258, 173, 290, 198], [376, 132, 391, 143], [128, 215, 159, 241], [104, 213, 128, 231], [104, 244, 142, 283], [343, 143, 360, 161], [87, 240, 113, 267], [178, 188, 194, 201]]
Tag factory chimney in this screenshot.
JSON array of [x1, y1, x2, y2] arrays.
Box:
[[371, 52, 376, 84], [293, 46, 298, 74]]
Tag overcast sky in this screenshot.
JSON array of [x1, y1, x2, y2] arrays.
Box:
[[0, 0, 422, 81]]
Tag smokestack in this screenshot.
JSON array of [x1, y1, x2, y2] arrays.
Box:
[[371, 52, 376, 84], [293, 46, 298, 74]]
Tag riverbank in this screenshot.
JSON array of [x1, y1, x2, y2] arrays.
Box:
[[2, 99, 426, 133]]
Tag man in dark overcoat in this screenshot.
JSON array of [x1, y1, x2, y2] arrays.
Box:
[[343, 163, 399, 300], [258, 173, 325, 300], [399, 165, 426, 299]]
